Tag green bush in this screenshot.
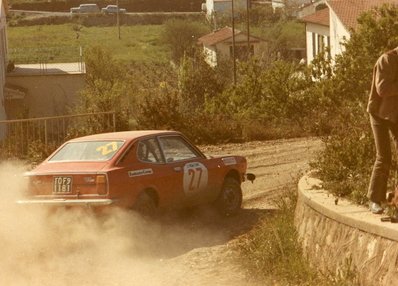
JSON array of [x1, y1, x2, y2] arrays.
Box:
[[134, 86, 242, 144], [313, 4, 398, 204], [161, 19, 209, 63], [238, 184, 335, 285], [74, 46, 130, 131]]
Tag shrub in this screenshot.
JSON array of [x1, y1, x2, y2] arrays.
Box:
[[74, 46, 130, 131], [313, 4, 398, 203], [238, 184, 329, 284], [134, 85, 242, 144], [161, 19, 209, 63]]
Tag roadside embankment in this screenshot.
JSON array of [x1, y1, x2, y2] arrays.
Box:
[[295, 174, 398, 285]]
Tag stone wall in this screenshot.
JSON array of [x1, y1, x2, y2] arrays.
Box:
[[295, 175, 398, 285]]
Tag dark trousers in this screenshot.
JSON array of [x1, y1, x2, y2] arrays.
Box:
[[368, 114, 398, 202]]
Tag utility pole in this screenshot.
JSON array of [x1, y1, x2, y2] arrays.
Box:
[[231, 0, 237, 86], [116, 0, 121, 39], [246, 0, 250, 58]]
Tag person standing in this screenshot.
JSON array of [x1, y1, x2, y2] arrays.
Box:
[[367, 47, 398, 214]]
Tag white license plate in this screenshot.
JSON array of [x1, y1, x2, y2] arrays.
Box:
[[53, 176, 72, 193]]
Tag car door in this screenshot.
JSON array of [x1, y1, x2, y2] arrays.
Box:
[[115, 136, 186, 209], [157, 135, 218, 207]]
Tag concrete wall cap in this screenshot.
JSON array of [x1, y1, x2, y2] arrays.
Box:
[[298, 174, 398, 241]]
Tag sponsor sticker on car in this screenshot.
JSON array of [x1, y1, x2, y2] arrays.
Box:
[[128, 168, 153, 177], [222, 157, 237, 166]]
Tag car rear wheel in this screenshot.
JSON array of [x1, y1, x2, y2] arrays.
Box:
[[215, 177, 242, 216], [133, 192, 157, 217]]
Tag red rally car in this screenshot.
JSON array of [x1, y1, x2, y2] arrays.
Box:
[[19, 130, 255, 215]]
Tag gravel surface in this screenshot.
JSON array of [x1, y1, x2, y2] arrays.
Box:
[[0, 137, 322, 286]]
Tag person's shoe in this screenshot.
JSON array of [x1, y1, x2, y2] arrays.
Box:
[[369, 202, 384, 214]]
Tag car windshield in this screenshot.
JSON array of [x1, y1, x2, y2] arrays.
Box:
[[49, 141, 125, 162]]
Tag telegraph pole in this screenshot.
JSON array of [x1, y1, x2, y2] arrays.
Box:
[[116, 0, 121, 39], [246, 0, 250, 58], [231, 0, 237, 86]]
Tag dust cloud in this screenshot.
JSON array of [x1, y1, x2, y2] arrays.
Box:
[[0, 162, 232, 286]]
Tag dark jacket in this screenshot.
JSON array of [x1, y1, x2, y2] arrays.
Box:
[[367, 48, 398, 123]]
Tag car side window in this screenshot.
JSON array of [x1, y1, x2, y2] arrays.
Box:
[[137, 138, 164, 163], [158, 136, 200, 163]]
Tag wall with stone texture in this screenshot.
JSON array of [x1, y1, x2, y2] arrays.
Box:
[[295, 176, 398, 285]]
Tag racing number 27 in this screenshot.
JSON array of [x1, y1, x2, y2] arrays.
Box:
[[188, 167, 203, 191], [183, 162, 208, 194]]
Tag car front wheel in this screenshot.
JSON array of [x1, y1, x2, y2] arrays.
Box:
[[215, 177, 242, 216]]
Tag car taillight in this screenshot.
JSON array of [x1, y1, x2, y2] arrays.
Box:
[[96, 174, 107, 195]]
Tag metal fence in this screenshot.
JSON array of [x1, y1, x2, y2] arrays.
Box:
[[0, 112, 116, 160]]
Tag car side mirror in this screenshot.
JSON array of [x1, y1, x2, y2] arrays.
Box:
[[246, 173, 256, 183]]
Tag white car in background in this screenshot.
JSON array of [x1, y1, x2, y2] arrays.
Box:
[[70, 4, 100, 14], [101, 5, 127, 14]]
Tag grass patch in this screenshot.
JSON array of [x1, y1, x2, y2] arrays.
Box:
[[237, 182, 359, 285], [7, 24, 170, 63]]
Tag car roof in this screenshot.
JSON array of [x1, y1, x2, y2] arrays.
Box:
[[69, 130, 181, 142]]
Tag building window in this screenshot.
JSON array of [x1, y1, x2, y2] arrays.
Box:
[[312, 33, 316, 59], [317, 34, 325, 54]]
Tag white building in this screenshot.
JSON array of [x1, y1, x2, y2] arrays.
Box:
[[301, 0, 398, 65], [0, 0, 8, 131], [202, 0, 248, 20], [198, 26, 265, 66], [300, 6, 329, 64]]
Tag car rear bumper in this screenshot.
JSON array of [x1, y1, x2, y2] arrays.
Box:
[[16, 198, 114, 207]]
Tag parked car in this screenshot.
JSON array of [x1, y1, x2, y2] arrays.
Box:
[[101, 5, 127, 14], [19, 130, 255, 216], [70, 4, 100, 14]]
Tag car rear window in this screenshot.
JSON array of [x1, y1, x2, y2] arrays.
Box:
[[49, 141, 124, 162]]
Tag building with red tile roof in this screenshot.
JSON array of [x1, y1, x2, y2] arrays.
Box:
[[328, 0, 398, 30], [198, 27, 265, 66], [300, 0, 398, 64]]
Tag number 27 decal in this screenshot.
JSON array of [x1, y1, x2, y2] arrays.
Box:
[[183, 162, 208, 194]]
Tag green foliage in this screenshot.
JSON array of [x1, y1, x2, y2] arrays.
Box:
[[238, 184, 342, 285], [161, 19, 209, 63], [312, 118, 374, 203], [75, 46, 129, 131], [314, 4, 398, 203], [248, 5, 282, 26], [135, 86, 184, 131], [207, 58, 319, 141], [178, 53, 227, 112], [7, 24, 169, 64], [26, 140, 58, 166], [259, 19, 305, 61], [134, 82, 241, 144]]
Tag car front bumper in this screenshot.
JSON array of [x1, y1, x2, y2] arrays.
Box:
[[16, 198, 114, 207]]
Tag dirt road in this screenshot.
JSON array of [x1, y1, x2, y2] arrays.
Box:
[[0, 137, 322, 286]]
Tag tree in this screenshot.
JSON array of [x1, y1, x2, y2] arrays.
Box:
[[161, 19, 209, 64], [313, 4, 398, 204], [178, 53, 227, 113], [74, 46, 130, 132]]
